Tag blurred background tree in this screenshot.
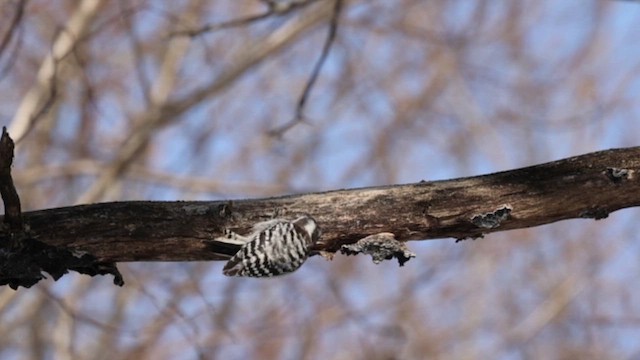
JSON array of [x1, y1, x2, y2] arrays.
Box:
[[1, 0, 639, 359]]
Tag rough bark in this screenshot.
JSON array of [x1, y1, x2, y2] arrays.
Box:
[[5, 146, 640, 263], [0, 128, 124, 288]]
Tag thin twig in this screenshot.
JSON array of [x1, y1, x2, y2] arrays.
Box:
[[118, 0, 152, 105], [0, 24, 24, 82], [0, 0, 27, 81], [170, 0, 322, 38], [296, 0, 342, 118], [0, 0, 27, 58], [269, 0, 343, 137], [172, 12, 273, 37]]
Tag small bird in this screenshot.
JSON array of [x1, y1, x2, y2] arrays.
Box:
[[221, 216, 321, 277]]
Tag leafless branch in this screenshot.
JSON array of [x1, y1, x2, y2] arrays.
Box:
[[11, 147, 640, 263], [9, 0, 103, 145], [170, 0, 323, 37], [269, 0, 343, 137], [118, 0, 152, 106], [74, 1, 336, 204], [0, 0, 27, 59]]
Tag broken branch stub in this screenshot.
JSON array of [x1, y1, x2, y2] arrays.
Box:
[[0, 128, 124, 289]]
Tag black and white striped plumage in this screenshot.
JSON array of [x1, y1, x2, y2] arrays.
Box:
[[222, 216, 320, 277]]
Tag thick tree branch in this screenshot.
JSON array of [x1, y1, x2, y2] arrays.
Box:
[[8, 146, 640, 263]]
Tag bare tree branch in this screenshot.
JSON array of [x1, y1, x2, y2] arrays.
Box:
[[8, 0, 103, 145], [74, 1, 336, 204], [170, 0, 323, 37], [10, 146, 640, 263], [0, 0, 27, 59], [269, 0, 343, 137], [74, 18, 193, 204]]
